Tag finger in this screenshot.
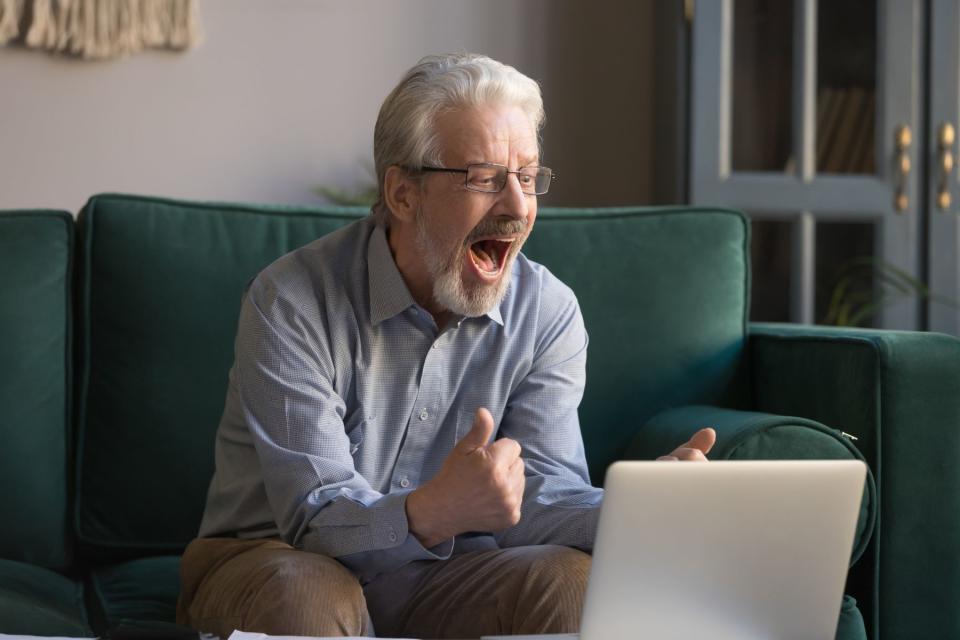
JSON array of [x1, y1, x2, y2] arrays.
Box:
[[657, 455, 679, 462], [509, 458, 526, 495], [681, 427, 717, 455], [455, 407, 496, 453], [508, 455, 526, 477], [488, 437, 521, 463], [670, 447, 708, 462]]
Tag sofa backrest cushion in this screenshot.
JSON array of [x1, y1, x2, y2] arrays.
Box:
[[75, 195, 749, 558], [522, 208, 749, 480], [0, 211, 73, 571], [75, 195, 363, 560]]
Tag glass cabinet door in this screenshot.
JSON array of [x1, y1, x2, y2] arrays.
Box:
[[928, 0, 960, 335], [691, 0, 923, 329]]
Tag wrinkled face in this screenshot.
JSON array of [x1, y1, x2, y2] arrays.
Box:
[[415, 103, 539, 317]]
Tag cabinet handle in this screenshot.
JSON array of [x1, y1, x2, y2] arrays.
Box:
[[937, 122, 955, 211], [894, 124, 911, 213]]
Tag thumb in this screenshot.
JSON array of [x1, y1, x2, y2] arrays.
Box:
[[455, 407, 495, 453], [682, 427, 717, 455]]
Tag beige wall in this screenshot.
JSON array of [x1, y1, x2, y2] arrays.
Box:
[[0, 0, 670, 212]]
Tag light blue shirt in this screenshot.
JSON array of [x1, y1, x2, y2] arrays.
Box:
[[199, 215, 602, 583]]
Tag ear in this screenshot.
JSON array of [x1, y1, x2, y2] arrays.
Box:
[[383, 166, 420, 225]]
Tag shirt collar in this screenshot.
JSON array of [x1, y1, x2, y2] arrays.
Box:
[[367, 223, 505, 327], [368, 224, 415, 326]]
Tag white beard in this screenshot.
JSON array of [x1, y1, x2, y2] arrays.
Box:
[[415, 209, 514, 318]]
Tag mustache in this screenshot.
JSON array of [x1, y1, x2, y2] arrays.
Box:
[[466, 218, 528, 243]]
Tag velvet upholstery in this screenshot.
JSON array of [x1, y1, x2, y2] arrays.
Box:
[[521, 208, 750, 481], [88, 556, 181, 628], [749, 324, 960, 640], [75, 196, 360, 560], [628, 404, 876, 564], [0, 211, 73, 571], [0, 559, 90, 636], [4, 194, 955, 639]]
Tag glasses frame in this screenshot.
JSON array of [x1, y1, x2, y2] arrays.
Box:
[[419, 162, 556, 196]]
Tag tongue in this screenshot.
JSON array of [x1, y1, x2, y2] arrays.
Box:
[[473, 241, 498, 272]]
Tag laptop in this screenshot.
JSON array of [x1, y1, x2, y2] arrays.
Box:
[[486, 459, 866, 640]]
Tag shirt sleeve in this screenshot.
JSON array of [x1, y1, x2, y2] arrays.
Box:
[[234, 276, 453, 582], [494, 289, 603, 551]]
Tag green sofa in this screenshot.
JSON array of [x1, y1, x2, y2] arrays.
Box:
[[2, 193, 957, 639]]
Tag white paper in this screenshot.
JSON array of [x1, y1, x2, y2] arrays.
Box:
[[0, 635, 94, 640], [227, 631, 415, 640], [481, 635, 579, 640]]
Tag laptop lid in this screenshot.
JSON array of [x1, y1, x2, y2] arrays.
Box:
[[580, 460, 866, 640]]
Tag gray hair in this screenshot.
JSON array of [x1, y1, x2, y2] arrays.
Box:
[[372, 53, 545, 225]]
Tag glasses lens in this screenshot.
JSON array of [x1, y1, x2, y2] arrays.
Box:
[[516, 168, 541, 195], [533, 167, 553, 195], [465, 164, 505, 192]]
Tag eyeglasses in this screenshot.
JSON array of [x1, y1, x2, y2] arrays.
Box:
[[420, 163, 556, 195]]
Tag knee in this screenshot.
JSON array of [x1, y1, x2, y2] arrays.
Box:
[[509, 545, 591, 633], [246, 552, 367, 635], [518, 545, 591, 599]]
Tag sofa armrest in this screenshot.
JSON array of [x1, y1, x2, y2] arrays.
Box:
[[624, 403, 875, 565], [748, 322, 960, 639]]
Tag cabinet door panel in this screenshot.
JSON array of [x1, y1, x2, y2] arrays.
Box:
[[731, 0, 795, 173], [691, 0, 922, 330], [928, 0, 960, 335]]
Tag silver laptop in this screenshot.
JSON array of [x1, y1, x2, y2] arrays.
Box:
[[486, 460, 866, 640]]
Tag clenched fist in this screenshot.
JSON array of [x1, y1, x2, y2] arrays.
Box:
[[406, 408, 525, 548]]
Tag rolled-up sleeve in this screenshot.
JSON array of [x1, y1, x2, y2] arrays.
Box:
[[494, 293, 602, 551], [235, 277, 452, 582]]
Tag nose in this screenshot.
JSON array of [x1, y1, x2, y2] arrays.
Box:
[[496, 172, 530, 221]]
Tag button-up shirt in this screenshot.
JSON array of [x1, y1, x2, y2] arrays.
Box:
[[199, 215, 602, 583]]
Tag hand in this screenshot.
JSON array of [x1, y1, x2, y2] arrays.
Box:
[[406, 408, 525, 548], [657, 427, 716, 462]]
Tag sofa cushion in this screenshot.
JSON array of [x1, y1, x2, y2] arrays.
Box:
[[75, 198, 751, 559], [523, 208, 749, 480], [0, 211, 73, 571], [89, 556, 181, 627], [0, 559, 91, 636], [75, 195, 365, 559]]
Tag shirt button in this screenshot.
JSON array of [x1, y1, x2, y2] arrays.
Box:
[[419, 409, 429, 421], [388, 531, 398, 543], [432, 342, 439, 349], [399, 477, 410, 488]]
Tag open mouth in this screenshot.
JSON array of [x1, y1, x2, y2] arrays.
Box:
[[468, 237, 516, 277]]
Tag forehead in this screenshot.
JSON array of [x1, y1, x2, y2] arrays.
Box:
[[434, 104, 539, 164]]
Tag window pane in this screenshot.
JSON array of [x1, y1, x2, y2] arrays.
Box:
[[816, 221, 877, 327], [750, 218, 792, 322], [816, 1, 878, 174], [732, 0, 794, 173]]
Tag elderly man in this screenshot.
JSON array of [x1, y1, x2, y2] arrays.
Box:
[[177, 52, 714, 638]]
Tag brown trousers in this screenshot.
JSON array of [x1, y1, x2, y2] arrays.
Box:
[[178, 537, 590, 638]]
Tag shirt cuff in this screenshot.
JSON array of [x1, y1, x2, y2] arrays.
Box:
[[335, 490, 454, 583]]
